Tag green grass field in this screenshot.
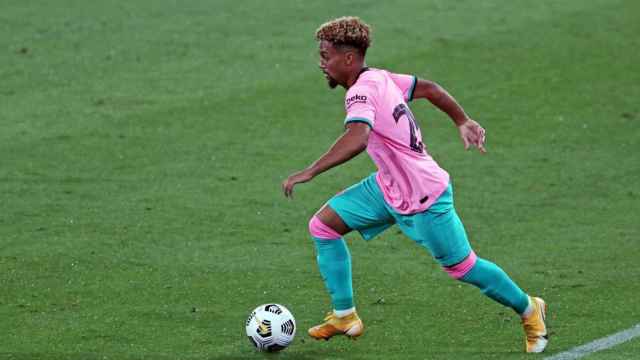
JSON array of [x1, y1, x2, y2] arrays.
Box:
[[2, 1, 639, 359]]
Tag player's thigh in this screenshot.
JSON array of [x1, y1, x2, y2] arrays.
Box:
[[324, 174, 394, 240], [397, 207, 472, 266], [315, 204, 350, 235]]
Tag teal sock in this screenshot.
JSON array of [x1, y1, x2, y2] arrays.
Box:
[[313, 237, 354, 311], [460, 257, 529, 315]]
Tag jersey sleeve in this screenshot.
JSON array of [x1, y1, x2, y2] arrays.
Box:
[[344, 84, 376, 129], [389, 72, 417, 102]]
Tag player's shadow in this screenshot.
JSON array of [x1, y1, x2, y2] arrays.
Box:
[[206, 349, 340, 360], [0, 351, 335, 360]]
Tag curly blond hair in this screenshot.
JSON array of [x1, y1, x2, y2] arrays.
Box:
[[315, 16, 371, 55]]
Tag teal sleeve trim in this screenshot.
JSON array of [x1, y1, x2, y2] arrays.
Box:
[[408, 75, 417, 102], [344, 117, 373, 128]]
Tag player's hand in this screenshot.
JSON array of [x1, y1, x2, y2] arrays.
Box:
[[282, 169, 314, 199], [457, 119, 486, 153]]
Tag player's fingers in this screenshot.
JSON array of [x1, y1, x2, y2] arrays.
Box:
[[462, 136, 470, 150], [478, 134, 487, 153], [283, 180, 292, 198], [470, 134, 480, 149], [468, 133, 479, 150], [287, 182, 296, 199]]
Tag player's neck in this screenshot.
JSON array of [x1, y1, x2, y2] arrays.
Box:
[[344, 63, 369, 89]]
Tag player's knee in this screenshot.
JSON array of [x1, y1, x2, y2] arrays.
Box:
[[308, 215, 342, 240], [443, 251, 477, 280]]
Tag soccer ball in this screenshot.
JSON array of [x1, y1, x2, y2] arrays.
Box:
[[245, 303, 296, 352]]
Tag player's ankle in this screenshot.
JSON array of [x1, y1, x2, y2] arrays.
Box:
[[520, 296, 534, 319], [334, 307, 356, 318]]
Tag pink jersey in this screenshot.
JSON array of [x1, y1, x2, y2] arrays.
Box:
[[344, 68, 450, 214]]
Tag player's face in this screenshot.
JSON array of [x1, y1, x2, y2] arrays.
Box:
[[318, 40, 344, 89]]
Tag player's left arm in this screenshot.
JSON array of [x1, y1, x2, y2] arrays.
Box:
[[413, 79, 486, 153], [282, 122, 370, 198]]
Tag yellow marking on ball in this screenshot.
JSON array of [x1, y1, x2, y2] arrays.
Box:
[[254, 315, 269, 335]]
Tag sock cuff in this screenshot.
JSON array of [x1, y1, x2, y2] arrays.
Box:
[[334, 307, 356, 317], [309, 215, 342, 240], [520, 296, 534, 318], [443, 251, 477, 279]]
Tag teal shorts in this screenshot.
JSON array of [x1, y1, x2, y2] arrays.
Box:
[[327, 173, 472, 267]]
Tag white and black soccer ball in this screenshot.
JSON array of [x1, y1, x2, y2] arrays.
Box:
[[245, 303, 296, 352]]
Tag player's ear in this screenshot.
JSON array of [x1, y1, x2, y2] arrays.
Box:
[[344, 51, 354, 66]]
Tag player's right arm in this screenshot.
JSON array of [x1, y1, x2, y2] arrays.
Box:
[[283, 82, 376, 198], [282, 122, 370, 198]]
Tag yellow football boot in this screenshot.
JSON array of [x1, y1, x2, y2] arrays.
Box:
[[522, 296, 549, 353], [308, 311, 364, 340]]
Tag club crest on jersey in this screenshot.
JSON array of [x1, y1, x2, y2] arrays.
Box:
[[346, 94, 368, 108]]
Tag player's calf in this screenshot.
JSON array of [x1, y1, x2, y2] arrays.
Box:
[[442, 251, 549, 353], [309, 215, 360, 339]]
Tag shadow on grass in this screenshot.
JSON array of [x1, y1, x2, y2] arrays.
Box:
[[206, 348, 340, 360], [0, 349, 339, 360]]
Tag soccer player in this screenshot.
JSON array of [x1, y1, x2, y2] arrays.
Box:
[[282, 16, 549, 353]]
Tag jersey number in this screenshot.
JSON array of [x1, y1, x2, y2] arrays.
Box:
[[392, 103, 424, 153]]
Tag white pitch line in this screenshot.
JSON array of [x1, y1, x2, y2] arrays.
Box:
[[544, 323, 640, 360]]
